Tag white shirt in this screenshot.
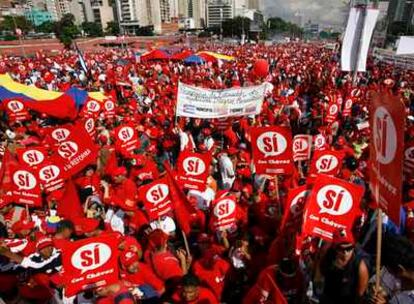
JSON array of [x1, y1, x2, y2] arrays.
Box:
[[219, 154, 235, 186], [150, 216, 176, 235]]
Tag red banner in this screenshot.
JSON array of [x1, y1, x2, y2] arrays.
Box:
[[280, 185, 310, 232], [114, 124, 140, 156], [11, 166, 42, 207], [62, 235, 119, 297], [82, 118, 96, 139], [251, 126, 293, 175], [177, 151, 212, 191], [404, 141, 414, 172], [302, 175, 364, 241], [37, 161, 66, 193], [3, 98, 31, 123], [80, 98, 102, 118], [310, 150, 344, 176], [52, 124, 98, 177], [369, 92, 405, 225], [210, 195, 237, 232], [47, 125, 72, 146], [139, 177, 172, 220], [16, 147, 47, 168], [292, 135, 312, 162]]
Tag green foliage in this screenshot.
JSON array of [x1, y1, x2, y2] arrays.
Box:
[[267, 16, 303, 36], [0, 16, 33, 33], [221, 17, 251, 38], [53, 14, 80, 48], [105, 21, 120, 35], [35, 20, 56, 33], [81, 22, 103, 37]]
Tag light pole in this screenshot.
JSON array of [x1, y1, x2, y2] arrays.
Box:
[[10, 9, 26, 58], [220, 7, 223, 40]]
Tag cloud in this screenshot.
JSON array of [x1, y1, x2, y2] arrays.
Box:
[[264, 0, 348, 25]]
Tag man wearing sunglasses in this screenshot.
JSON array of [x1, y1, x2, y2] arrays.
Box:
[[318, 229, 370, 304]]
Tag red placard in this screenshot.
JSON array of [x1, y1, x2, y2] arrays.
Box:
[[342, 98, 353, 117], [369, 93, 405, 225], [310, 150, 344, 176], [103, 99, 116, 120], [302, 175, 364, 241], [37, 161, 66, 193], [11, 166, 42, 207], [3, 98, 31, 123], [80, 98, 102, 118], [210, 195, 237, 232], [280, 185, 310, 232], [114, 124, 140, 156], [251, 126, 293, 175], [404, 141, 414, 172], [52, 124, 98, 177], [62, 235, 119, 297], [82, 118, 96, 139], [140, 177, 172, 220], [177, 151, 212, 191], [293, 135, 312, 162], [313, 134, 327, 151], [16, 147, 47, 168], [325, 102, 340, 124]]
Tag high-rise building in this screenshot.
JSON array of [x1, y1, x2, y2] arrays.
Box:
[[248, 0, 262, 11], [84, 0, 114, 30], [177, 0, 205, 28], [207, 0, 233, 28]]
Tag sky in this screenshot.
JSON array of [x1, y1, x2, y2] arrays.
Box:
[[264, 0, 349, 26]]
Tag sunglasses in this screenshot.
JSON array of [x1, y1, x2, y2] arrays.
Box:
[[336, 246, 354, 253]]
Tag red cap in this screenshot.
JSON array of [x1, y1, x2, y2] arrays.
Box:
[[36, 237, 53, 250], [148, 229, 169, 248], [227, 147, 238, 156], [11, 220, 35, 234], [120, 250, 139, 267], [113, 166, 127, 177], [332, 228, 355, 246]]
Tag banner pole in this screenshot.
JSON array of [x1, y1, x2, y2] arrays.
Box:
[[181, 230, 191, 257], [375, 208, 382, 291]]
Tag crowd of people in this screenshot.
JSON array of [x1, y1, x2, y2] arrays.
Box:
[[0, 41, 412, 304]]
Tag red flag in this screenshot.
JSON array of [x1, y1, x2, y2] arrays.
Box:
[[103, 98, 116, 120], [325, 102, 340, 123], [57, 179, 83, 221], [79, 98, 102, 118], [209, 195, 238, 232], [164, 161, 196, 235], [139, 177, 173, 220], [369, 92, 405, 225], [114, 123, 140, 157], [11, 165, 42, 207], [302, 175, 364, 241], [24, 94, 78, 120], [37, 161, 66, 193], [251, 126, 294, 175], [3, 98, 31, 123], [16, 146, 47, 168], [342, 98, 353, 117], [280, 185, 310, 232], [61, 235, 119, 297]]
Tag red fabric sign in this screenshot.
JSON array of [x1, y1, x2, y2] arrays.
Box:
[[114, 124, 140, 156], [302, 175, 364, 241], [325, 102, 340, 123], [310, 150, 344, 176], [210, 195, 238, 232], [313, 134, 327, 151], [82, 118, 96, 139], [80, 98, 102, 118], [251, 126, 293, 175], [369, 92, 405, 225], [16, 147, 47, 168], [62, 235, 119, 297], [37, 161, 66, 193], [3, 98, 31, 123], [47, 125, 73, 146], [103, 99, 116, 120], [280, 185, 310, 232], [292, 135, 312, 162], [177, 151, 212, 191], [52, 124, 98, 177], [11, 166, 42, 207], [140, 177, 172, 220], [404, 141, 414, 172]]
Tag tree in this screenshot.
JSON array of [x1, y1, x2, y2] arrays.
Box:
[[105, 21, 120, 35], [35, 20, 56, 33], [81, 22, 103, 37], [0, 16, 33, 33], [54, 14, 80, 48], [319, 31, 329, 40], [221, 17, 250, 38]]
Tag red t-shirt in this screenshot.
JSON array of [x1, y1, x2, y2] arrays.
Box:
[[121, 262, 164, 293], [110, 178, 137, 208], [171, 286, 219, 304], [192, 258, 230, 300]]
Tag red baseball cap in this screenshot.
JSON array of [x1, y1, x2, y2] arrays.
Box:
[[120, 250, 138, 267], [332, 228, 355, 246], [36, 237, 53, 251], [11, 220, 35, 234], [113, 166, 127, 177]]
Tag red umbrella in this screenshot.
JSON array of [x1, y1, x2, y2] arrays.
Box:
[[141, 49, 170, 61]]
